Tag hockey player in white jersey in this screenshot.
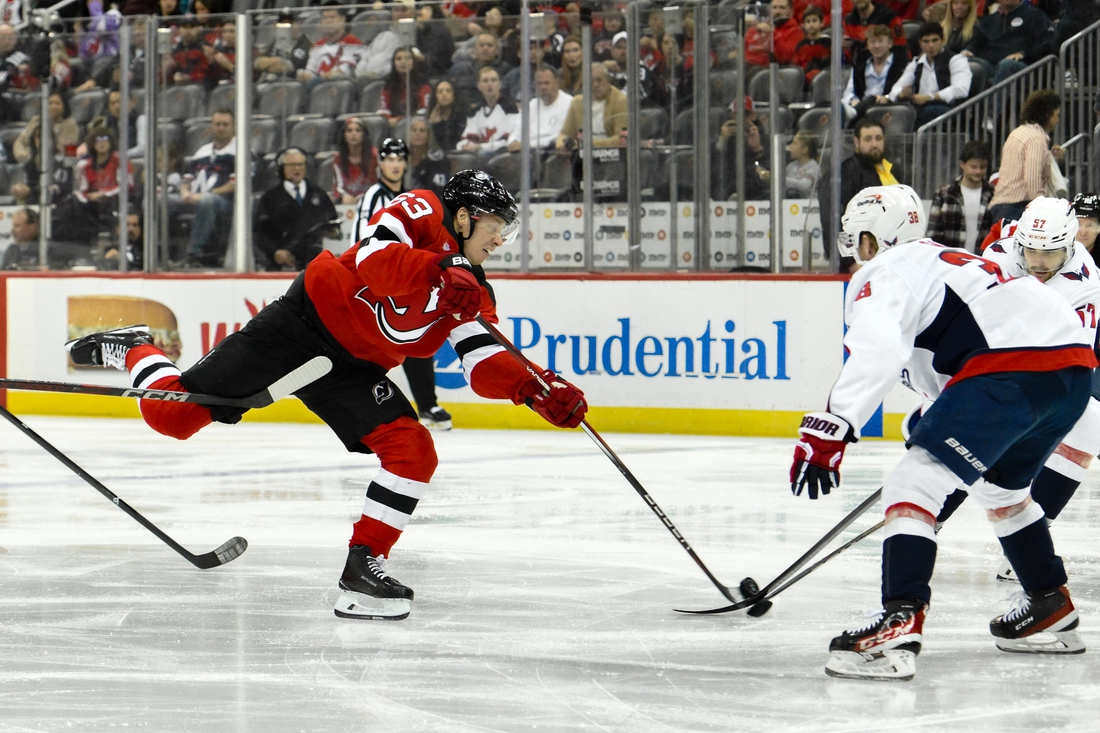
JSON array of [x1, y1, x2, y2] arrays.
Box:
[[789, 185, 1095, 681], [935, 197, 1100, 582]]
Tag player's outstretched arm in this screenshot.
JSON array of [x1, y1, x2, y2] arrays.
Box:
[[517, 368, 588, 429], [790, 412, 856, 500]]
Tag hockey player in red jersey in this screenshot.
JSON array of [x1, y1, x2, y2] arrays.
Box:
[[790, 185, 1094, 680], [65, 169, 588, 621]]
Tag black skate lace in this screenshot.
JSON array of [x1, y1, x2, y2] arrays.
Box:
[[1002, 591, 1030, 622]]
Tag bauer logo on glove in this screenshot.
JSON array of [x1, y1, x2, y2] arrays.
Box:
[[790, 411, 856, 500]]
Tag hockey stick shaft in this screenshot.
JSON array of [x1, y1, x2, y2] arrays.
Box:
[[762, 520, 885, 600], [0, 355, 333, 409], [474, 315, 740, 603], [676, 487, 883, 614], [0, 404, 247, 570]]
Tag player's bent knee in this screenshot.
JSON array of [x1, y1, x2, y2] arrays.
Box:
[[363, 416, 438, 483], [986, 496, 1046, 537], [882, 445, 960, 519]]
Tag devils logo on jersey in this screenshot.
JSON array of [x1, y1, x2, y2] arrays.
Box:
[[353, 285, 444, 345]]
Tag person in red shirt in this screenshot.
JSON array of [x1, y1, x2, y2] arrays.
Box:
[[744, 0, 804, 67], [73, 125, 133, 239], [793, 5, 831, 83], [65, 170, 588, 622], [844, 0, 907, 56]]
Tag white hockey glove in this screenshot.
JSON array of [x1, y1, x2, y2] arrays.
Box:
[[790, 412, 856, 500]]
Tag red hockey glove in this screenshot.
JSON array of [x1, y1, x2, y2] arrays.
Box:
[[518, 370, 588, 429], [790, 411, 855, 500], [436, 254, 482, 321]]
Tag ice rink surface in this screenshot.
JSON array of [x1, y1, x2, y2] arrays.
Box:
[[2, 414, 1100, 732]]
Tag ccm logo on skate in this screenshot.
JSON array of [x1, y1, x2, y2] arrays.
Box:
[[800, 416, 839, 436], [856, 619, 916, 652], [944, 438, 988, 472], [121, 389, 190, 401]]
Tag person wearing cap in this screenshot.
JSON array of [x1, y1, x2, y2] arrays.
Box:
[[604, 30, 657, 105], [254, 12, 312, 79], [253, 146, 339, 272]]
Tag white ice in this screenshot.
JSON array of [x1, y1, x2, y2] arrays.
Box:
[[2, 414, 1100, 732]]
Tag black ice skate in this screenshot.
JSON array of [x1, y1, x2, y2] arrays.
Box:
[[419, 405, 453, 431], [990, 586, 1085, 654], [333, 545, 414, 620], [825, 600, 927, 681], [65, 325, 153, 371]]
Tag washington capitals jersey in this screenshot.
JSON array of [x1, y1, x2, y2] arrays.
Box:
[[302, 188, 529, 401], [829, 240, 1097, 437], [982, 239, 1100, 348]]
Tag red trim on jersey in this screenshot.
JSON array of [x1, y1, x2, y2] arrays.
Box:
[[946, 347, 1098, 388], [886, 502, 936, 524]]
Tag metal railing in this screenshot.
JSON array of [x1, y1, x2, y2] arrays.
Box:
[[1058, 17, 1100, 195]]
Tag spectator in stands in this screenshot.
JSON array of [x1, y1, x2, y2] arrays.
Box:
[[255, 12, 311, 80], [157, 0, 179, 23], [820, 117, 907, 269], [794, 6, 831, 84], [73, 126, 133, 235], [555, 63, 627, 152], [508, 64, 572, 152], [962, 0, 1053, 86], [449, 31, 507, 103], [102, 208, 143, 270], [988, 89, 1064, 223], [354, 0, 409, 81], [942, 0, 978, 55], [559, 35, 584, 96], [502, 36, 544, 102], [745, 0, 803, 67], [407, 116, 450, 197], [593, 8, 624, 62], [170, 15, 211, 86], [1058, 0, 1100, 46], [72, 16, 146, 92], [378, 47, 431, 125], [458, 65, 519, 161], [427, 78, 466, 152], [0, 0, 24, 26], [87, 89, 142, 160], [841, 24, 909, 123], [651, 34, 694, 113], [604, 31, 656, 105], [78, 0, 122, 84], [541, 9, 567, 68], [297, 1, 362, 85], [784, 130, 821, 197], [1072, 193, 1099, 255], [177, 108, 239, 268], [714, 100, 771, 201], [254, 147, 338, 272], [1, 207, 39, 270], [207, 19, 244, 86], [927, 139, 995, 251], [843, 0, 907, 53], [414, 4, 455, 78], [640, 6, 667, 68], [332, 116, 377, 205], [886, 0, 921, 21], [15, 93, 79, 162], [888, 21, 972, 128], [0, 23, 30, 121], [9, 119, 75, 207]]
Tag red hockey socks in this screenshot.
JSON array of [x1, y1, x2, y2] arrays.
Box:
[[126, 345, 212, 440]]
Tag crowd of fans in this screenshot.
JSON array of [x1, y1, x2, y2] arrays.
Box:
[[0, 0, 1097, 272]]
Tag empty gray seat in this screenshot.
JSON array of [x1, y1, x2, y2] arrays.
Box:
[[159, 84, 206, 121], [206, 84, 237, 116], [69, 89, 108, 126], [309, 79, 357, 117], [288, 117, 336, 155], [184, 117, 213, 155], [359, 80, 386, 114], [258, 81, 306, 117]]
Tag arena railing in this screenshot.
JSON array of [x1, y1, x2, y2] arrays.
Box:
[[1058, 17, 1100, 195], [912, 56, 1061, 199]]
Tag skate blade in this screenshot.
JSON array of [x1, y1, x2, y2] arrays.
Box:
[[824, 650, 916, 681], [333, 591, 411, 621], [995, 629, 1086, 654], [420, 418, 453, 431]]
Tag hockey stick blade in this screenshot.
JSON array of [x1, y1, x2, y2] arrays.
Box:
[[0, 356, 333, 409], [675, 488, 883, 615], [473, 315, 742, 605], [0, 405, 251, 570]]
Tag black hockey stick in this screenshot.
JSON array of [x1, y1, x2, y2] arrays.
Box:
[[0, 355, 333, 408], [475, 315, 743, 604], [0, 404, 247, 569], [675, 488, 883, 614], [761, 519, 885, 599]]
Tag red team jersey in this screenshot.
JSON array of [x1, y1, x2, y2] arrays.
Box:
[[302, 188, 526, 402]]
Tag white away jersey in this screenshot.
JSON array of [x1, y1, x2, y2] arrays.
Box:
[[981, 238, 1100, 348], [829, 240, 1096, 437]]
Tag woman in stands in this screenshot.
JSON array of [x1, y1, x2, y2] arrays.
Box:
[[332, 116, 377, 205], [941, 0, 978, 54], [407, 116, 450, 197], [560, 36, 584, 96], [427, 79, 466, 152], [73, 125, 133, 228], [378, 47, 432, 126]]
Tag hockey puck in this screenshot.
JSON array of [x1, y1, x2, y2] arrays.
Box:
[[747, 600, 774, 617], [739, 577, 773, 617]]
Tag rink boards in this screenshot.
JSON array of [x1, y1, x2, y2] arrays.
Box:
[[0, 273, 919, 439]]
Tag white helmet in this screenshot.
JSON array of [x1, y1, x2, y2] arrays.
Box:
[[837, 184, 926, 264], [1014, 197, 1079, 277]]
